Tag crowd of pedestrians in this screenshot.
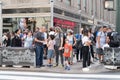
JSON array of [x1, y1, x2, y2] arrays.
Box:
[[1, 25, 112, 71]]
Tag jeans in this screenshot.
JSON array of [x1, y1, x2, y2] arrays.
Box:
[[90, 45, 94, 58], [76, 48, 82, 61], [35, 45, 44, 67], [54, 46, 64, 65]]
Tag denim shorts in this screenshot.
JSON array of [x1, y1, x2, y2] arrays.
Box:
[[47, 50, 54, 59], [96, 48, 104, 55]]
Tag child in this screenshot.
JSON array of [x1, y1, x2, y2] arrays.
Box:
[[63, 39, 72, 70], [47, 35, 55, 67]]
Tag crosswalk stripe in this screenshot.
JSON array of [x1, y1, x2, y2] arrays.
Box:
[[0, 71, 120, 79]]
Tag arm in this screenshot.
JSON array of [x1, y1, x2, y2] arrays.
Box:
[[47, 41, 50, 47], [60, 37, 63, 47], [97, 36, 101, 48], [34, 38, 44, 43], [73, 37, 76, 46], [59, 33, 64, 50]]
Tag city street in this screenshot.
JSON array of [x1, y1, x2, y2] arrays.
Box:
[[0, 71, 120, 80], [0, 0, 119, 80]]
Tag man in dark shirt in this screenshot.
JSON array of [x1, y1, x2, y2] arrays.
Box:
[[34, 27, 45, 68]]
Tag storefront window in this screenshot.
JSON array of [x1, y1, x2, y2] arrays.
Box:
[[78, 0, 81, 9], [3, 17, 51, 32], [3, 8, 50, 14], [63, 0, 71, 6], [82, 0, 87, 11]]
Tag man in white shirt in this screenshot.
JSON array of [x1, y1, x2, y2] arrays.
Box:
[[96, 26, 107, 63]]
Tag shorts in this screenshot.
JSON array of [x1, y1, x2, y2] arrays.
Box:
[[96, 48, 104, 55], [43, 44, 47, 48], [47, 50, 54, 59], [64, 57, 70, 61]]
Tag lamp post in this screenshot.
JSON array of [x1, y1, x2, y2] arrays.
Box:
[[0, 1, 2, 44], [116, 0, 120, 33], [78, 10, 82, 33], [104, 0, 114, 11], [104, 0, 118, 32], [92, 15, 95, 30], [50, 0, 54, 27]]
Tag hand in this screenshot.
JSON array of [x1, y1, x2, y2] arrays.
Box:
[[73, 44, 75, 46], [40, 41, 44, 43], [59, 47, 63, 50], [98, 45, 101, 48]]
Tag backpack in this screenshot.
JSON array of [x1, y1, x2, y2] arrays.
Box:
[[75, 34, 83, 49], [109, 31, 120, 47], [76, 39, 83, 49], [93, 31, 98, 43]]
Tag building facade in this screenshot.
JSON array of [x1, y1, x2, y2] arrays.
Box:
[[1, 0, 116, 33]]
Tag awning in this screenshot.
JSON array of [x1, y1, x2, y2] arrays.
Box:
[[54, 17, 76, 29]]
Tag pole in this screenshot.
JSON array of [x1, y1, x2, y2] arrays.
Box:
[[116, 0, 120, 33], [79, 10, 82, 33], [0, 1, 2, 44], [50, 0, 54, 27]]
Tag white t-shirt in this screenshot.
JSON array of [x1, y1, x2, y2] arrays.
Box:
[[67, 35, 74, 45], [49, 31, 55, 35], [96, 31, 106, 48], [48, 40, 55, 50], [82, 36, 90, 46], [44, 32, 47, 44]]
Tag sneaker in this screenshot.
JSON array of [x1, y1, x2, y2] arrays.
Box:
[[65, 66, 68, 70], [54, 64, 58, 67], [44, 56, 47, 60], [70, 62, 73, 65], [88, 66, 91, 68], [50, 64, 53, 67], [82, 68, 89, 72], [47, 64, 53, 67], [47, 64, 51, 67], [59, 64, 64, 67], [100, 60, 104, 64], [40, 65, 45, 67], [67, 66, 70, 70]]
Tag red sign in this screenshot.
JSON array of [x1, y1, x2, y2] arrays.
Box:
[[54, 18, 76, 28]]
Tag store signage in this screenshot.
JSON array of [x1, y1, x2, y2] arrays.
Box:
[[54, 18, 76, 28]]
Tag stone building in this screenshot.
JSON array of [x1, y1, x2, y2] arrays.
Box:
[[1, 0, 116, 33]]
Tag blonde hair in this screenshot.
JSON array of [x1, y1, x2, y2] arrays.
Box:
[[55, 27, 63, 33]]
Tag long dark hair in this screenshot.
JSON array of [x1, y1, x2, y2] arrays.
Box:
[[83, 29, 88, 36]]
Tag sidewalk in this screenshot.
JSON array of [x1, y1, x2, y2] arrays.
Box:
[[0, 60, 111, 74]]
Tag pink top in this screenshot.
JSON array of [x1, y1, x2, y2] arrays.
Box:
[[48, 40, 55, 50]]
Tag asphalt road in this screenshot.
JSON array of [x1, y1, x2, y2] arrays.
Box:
[[0, 71, 120, 80]]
